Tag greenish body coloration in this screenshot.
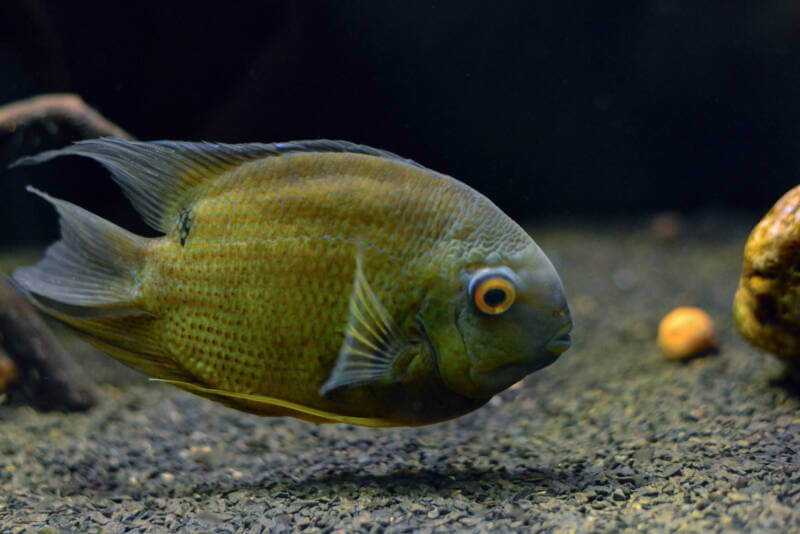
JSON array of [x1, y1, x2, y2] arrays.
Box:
[[11, 138, 572, 427]]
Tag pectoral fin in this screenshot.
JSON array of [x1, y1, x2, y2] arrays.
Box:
[[318, 255, 418, 396]]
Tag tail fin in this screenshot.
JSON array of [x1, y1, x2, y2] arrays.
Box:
[[12, 188, 202, 382], [13, 187, 147, 314]]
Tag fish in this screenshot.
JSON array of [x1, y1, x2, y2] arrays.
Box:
[[10, 138, 572, 427]]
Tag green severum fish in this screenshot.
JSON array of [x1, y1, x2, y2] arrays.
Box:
[[11, 138, 572, 427]]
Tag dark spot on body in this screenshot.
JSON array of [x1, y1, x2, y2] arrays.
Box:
[[178, 208, 193, 247]]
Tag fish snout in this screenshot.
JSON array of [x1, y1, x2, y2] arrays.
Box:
[[518, 258, 572, 362], [544, 314, 573, 357]]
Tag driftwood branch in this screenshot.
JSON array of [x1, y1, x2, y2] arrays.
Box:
[[0, 93, 134, 140], [0, 273, 99, 411], [0, 92, 135, 411]]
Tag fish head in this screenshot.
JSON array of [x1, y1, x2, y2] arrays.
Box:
[[421, 241, 572, 399]]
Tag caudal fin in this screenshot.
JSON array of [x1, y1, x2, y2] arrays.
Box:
[[11, 188, 197, 380], [14, 187, 147, 314]]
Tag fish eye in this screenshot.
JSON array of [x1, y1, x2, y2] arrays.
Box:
[[469, 271, 516, 315]]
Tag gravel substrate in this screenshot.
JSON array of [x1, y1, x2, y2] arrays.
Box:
[[1, 214, 799, 533]]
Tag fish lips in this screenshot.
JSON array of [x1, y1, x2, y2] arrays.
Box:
[[544, 321, 573, 356]]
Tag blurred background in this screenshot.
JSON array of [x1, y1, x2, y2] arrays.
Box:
[[1, 1, 799, 246]]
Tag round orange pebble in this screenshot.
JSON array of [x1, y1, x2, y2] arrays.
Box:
[[0, 355, 19, 392], [657, 307, 717, 360]]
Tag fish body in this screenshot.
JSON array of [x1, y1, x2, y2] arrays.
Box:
[[12, 139, 572, 426]]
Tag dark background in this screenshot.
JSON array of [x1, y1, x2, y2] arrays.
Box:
[[2, 1, 800, 246]]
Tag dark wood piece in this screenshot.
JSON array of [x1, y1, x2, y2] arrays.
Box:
[[0, 276, 99, 411], [0, 93, 134, 140], [0, 92, 132, 411]]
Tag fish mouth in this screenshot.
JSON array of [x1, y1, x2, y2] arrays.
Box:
[[544, 321, 573, 356]]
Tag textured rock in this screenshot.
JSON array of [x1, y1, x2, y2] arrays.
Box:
[[734, 185, 800, 375], [0, 276, 99, 410]]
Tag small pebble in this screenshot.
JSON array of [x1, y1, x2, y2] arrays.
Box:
[[0, 355, 19, 392], [657, 307, 717, 360]]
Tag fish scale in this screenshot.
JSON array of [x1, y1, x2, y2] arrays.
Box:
[[139, 155, 455, 414], [11, 138, 572, 426]]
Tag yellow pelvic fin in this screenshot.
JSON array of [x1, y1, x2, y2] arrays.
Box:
[[154, 379, 399, 427]]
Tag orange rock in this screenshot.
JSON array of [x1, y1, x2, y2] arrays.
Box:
[[657, 307, 717, 360], [0, 355, 19, 392]]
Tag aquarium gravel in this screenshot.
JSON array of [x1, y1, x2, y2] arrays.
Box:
[[1, 214, 798, 533]]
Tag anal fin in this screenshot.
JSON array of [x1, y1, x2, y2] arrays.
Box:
[[84, 336, 197, 384]]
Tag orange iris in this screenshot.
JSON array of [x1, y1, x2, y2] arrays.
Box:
[[473, 276, 516, 315]]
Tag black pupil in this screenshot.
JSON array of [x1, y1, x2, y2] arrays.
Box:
[[483, 287, 507, 307]]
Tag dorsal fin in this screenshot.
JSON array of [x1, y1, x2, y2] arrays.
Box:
[[11, 138, 424, 233]]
